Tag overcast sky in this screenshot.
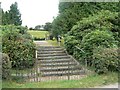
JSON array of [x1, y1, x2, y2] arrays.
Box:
[[0, 0, 59, 28]]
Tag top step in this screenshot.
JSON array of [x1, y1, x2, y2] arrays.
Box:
[[38, 46, 61, 48], [37, 48, 64, 51]]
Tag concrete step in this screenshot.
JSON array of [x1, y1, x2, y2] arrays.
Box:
[[41, 70, 85, 77], [37, 51, 65, 54], [39, 59, 73, 63], [40, 62, 77, 67], [40, 61, 76, 66], [37, 53, 67, 57], [40, 66, 82, 72], [35, 46, 85, 78], [38, 46, 61, 48], [38, 56, 70, 60], [37, 48, 64, 51], [40, 66, 79, 69]]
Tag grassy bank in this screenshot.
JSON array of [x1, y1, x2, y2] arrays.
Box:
[[2, 72, 118, 88]]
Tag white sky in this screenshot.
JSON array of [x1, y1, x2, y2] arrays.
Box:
[[0, 0, 59, 28]]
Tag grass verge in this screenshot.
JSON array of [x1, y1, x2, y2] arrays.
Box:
[[2, 72, 118, 88]]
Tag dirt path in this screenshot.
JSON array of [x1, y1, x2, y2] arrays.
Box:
[[95, 83, 118, 88], [34, 41, 52, 46]]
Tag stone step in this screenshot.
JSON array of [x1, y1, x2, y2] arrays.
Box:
[[40, 66, 78, 69], [40, 61, 76, 66], [41, 70, 85, 77], [40, 66, 82, 72], [39, 59, 73, 63], [37, 48, 64, 51], [38, 56, 70, 60], [37, 51, 65, 54], [40, 62, 77, 67], [37, 53, 67, 57], [38, 46, 61, 49]]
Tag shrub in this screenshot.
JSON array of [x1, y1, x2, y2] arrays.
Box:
[[81, 30, 116, 49], [2, 25, 36, 69], [92, 47, 119, 74], [81, 30, 116, 66], [64, 35, 79, 54], [22, 33, 33, 40], [64, 10, 119, 74], [1, 53, 11, 80]]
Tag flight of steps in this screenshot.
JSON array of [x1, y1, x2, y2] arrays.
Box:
[[37, 46, 86, 81]]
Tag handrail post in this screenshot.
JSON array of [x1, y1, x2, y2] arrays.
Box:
[[36, 50, 38, 82]]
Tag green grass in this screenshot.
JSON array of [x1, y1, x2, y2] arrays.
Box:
[[2, 72, 118, 88], [47, 39, 64, 47], [28, 30, 49, 38]]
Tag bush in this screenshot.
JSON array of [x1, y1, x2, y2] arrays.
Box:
[[64, 10, 119, 74], [93, 47, 119, 74], [76, 30, 116, 67], [34, 37, 45, 40], [64, 35, 79, 54], [2, 25, 36, 69], [1, 53, 11, 80]]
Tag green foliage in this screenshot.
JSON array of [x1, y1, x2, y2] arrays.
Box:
[[52, 2, 119, 37], [44, 22, 52, 31], [64, 36, 79, 54], [64, 10, 119, 74], [2, 25, 36, 69], [92, 47, 119, 74], [81, 30, 116, 66], [81, 30, 116, 50], [34, 25, 41, 30], [1, 53, 11, 80]]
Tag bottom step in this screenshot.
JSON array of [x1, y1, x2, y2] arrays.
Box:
[[29, 74, 87, 82]]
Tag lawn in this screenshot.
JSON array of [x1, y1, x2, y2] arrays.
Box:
[[2, 72, 118, 88], [27, 30, 49, 38], [47, 39, 64, 47]]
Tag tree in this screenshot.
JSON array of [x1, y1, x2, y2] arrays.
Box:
[[34, 25, 41, 30], [52, 2, 119, 37], [29, 27, 34, 30], [9, 2, 22, 25], [2, 11, 10, 25], [44, 22, 52, 31]]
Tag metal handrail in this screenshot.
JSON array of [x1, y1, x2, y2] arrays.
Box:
[[75, 46, 85, 53], [74, 46, 87, 73]]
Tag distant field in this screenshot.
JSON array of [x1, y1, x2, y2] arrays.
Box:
[[27, 30, 49, 38]]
